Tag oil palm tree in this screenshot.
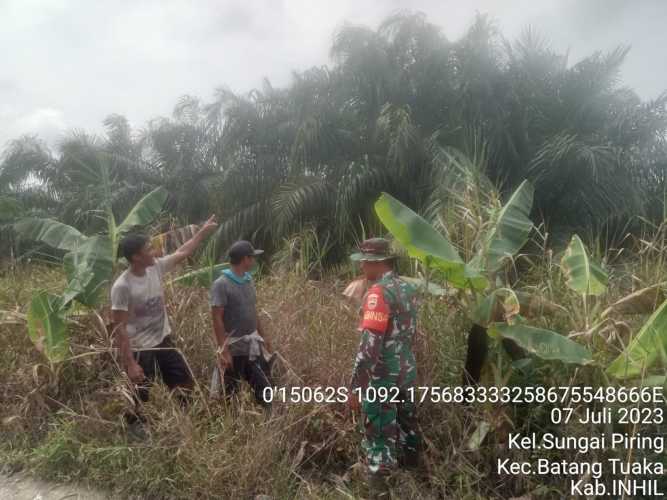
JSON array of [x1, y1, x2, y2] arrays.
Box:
[[3, 11, 666, 264]]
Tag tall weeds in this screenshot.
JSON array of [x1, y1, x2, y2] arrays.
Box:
[[0, 261, 663, 498]]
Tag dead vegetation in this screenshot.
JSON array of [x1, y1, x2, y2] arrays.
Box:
[[0, 264, 662, 499]]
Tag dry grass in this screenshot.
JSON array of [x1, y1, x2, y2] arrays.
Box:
[[0, 266, 464, 498], [0, 263, 663, 499]]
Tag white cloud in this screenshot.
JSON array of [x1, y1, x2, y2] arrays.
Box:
[[0, 0, 665, 151], [13, 107, 67, 144]]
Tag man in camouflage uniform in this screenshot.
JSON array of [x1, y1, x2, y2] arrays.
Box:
[[348, 238, 421, 498]]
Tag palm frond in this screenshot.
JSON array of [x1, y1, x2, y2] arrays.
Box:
[[271, 178, 333, 237], [376, 103, 420, 174], [335, 161, 392, 239], [209, 201, 268, 261]]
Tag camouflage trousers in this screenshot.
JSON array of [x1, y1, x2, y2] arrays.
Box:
[[361, 388, 419, 475]]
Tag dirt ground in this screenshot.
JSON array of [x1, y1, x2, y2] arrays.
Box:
[[0, 473, 109, 500]]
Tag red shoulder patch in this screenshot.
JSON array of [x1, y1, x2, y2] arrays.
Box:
[[359, 285, 389, 333]]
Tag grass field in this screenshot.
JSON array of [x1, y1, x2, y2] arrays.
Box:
[[1, 255, 664, 500]]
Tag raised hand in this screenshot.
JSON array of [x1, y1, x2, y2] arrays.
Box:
[[201, 214, 218, 234]]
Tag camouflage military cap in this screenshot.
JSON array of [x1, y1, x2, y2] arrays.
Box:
[[350, 238, 397, 262]]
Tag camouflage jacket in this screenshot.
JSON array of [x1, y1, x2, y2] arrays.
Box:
[[350, 271, 419, 391]]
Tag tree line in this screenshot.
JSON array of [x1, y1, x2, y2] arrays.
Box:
[[2, 13, 666, 263]]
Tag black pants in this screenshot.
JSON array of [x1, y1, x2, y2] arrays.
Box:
[[224, 355, 272, 407], [133, 336, 193, 404]]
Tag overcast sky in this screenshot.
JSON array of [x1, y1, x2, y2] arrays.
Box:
[[2, 0, 666, 151]]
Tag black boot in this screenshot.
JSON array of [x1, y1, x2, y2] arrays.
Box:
[[398, 447, 420, 470], [463, 323, 488, 386]]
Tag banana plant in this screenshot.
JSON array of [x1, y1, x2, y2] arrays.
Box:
[[556, 236, 667, 380], [26, 292, 68, 363], [606, 300, 667, 379], [479, 179, 536, 275], [16, 186, 167, 307], [15, 158, 168, 363], [374, 180, 592, 455], [560, 234, 608, 330], [374, 180, 593, 369], [558, 236, 641, 360], [602, 283, 667, 380], [600, 284, 667, 380], [375, 190, 487, 291]]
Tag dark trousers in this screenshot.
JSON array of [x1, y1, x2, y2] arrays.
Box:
[[131, 336, 193, 410], [224, 355, 272, 407]]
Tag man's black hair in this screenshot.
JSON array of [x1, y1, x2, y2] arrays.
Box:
[[119, 234, 150, 262], [229, 254, 244, 265]]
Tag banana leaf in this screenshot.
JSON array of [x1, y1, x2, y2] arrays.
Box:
[[472, 288, 520, 327], [62, 236, 114, 306], [463, 254, 487, 288], [561, 234, 608, 296], [484, 180, 534, 272], [14, 217, 86, 252], [116, 186, 169, 237], [27, 291, 68, 363], [375, 192, 487, 290], [400, 276, 448, 296], [489, 323, 593, 365], [171, 263, 230, 288], [606, 299, 667, 379]]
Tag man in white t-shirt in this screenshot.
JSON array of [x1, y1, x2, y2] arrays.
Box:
[[111, 215, 217, 409]]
